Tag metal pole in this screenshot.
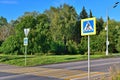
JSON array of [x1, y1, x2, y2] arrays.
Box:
[[106, 9, 108, 56], [88, 35, 90, 80], [106, 2, 119, 55], [25, 44, 27, 66], [24, 28, 30, 66]]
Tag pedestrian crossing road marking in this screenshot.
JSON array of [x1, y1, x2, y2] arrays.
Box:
[[0, 67, 106, 80]]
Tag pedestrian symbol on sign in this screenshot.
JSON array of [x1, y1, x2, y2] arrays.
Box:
[[84, 21, 93, 31]]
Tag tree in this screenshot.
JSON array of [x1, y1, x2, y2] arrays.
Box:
[[89, 10, 93, 18], [73, 20, 81, 43], [0, 25, 14, 41], [116, 36, 120, 52], [90, 32, 106, 53], [115, 23, 120, 53], [45, 4, 77, 54], [0, 17, 14, 46], [0, 12, 53, 54], [0, 35, 20, 54], [2, 4, 120, 55], [108, 20, 120, 53], [32, 14, 51, 53], [0, 12, 37, 54], [0, 16, 7, 27], [79, 6, 88, 19], [96, 17, 104, 35]]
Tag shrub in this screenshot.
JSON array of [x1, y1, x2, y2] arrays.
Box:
[[49, 41, 65, 55], [67, 40, 79, 54]]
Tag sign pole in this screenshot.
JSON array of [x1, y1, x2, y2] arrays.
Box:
[[81, 17, 96, 80], [25, 44, 27, 66], [24, 37, 28, 66], [24, 28, 30, 67], [88, 35, 90, 80]]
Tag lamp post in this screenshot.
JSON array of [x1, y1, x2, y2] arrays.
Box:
[[106, 2, 119, 56]]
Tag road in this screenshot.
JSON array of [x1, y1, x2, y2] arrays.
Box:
[[0, 57, 120, 80]]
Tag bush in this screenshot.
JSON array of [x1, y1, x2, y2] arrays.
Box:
[[67, 40, 79, 54], [0, 36, 22, 54], [49, 41, 65, 55], [78, 37, 88, 55]]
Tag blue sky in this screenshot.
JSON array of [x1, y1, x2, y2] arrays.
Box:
[[0, 0, 120, 22]]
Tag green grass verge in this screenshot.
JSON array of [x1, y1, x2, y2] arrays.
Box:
[[0, 54, 120, 67]]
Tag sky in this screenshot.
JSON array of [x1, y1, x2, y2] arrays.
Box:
[[0, 0, 120, 22]]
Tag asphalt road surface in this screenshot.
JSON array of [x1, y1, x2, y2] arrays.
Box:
[[0, 57, 120, 80]]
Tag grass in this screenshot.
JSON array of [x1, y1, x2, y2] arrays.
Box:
[[0, 54, 120, 67], [109, 64, 120, 80], [94, 64, 120, 80]]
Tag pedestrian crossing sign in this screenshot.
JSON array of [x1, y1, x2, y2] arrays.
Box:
[[81, 17, 96, 36]]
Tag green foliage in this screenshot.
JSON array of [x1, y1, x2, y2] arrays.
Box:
[[28, 14, 51, 54], [49, 41, 65, 55], [116, 37, 120, 52], [67, 40, 79, 54], [0, 16, 8, 26], [78, 37, 88, 54], [96, 17, 104, 35], [113, 21, 120, 53], [107, 20, 120, 53], [0, 35, 23, 54], [90, 33, 106, 53], [1, 4, 120, 55], [79, 6, 88, 19], [89, 10, 93, 18], [45, 4, 77, 42], [0, 16, 14, 44], [0, 12, 51, 54]]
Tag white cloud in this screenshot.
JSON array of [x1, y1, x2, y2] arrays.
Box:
[[0, 0, 17, 4]]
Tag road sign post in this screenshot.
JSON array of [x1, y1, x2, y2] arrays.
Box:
[[24, 28, 30, 66], [24, 39, 27, 66], [88, 35, 90, 80], [24, 37, 28, 66], [81, 17, 96, 80]]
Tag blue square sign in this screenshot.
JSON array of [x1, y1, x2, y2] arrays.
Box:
[[24, 37, 28, 46], [81, 17, 96, 36]]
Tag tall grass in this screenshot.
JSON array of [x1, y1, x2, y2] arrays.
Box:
[[96, 64, 120, 80], [109, 64, 120, 80]]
